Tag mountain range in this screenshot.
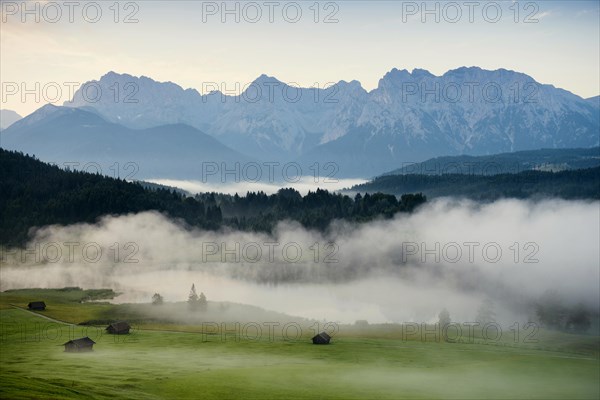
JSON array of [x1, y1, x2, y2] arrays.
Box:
[[1, 67, 599, 179]]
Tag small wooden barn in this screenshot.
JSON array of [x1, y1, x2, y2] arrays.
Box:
[[63, 337, 95, 352], [27, 301, 46, 311], [312, 332, 331, 345], [106, 321, 131, 334]]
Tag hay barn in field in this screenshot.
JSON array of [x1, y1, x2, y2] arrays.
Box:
[[27, 301, 46, 310], [63, 337, 95, 352], [106, 321, 131, 334], [312, 332, 331, 344]]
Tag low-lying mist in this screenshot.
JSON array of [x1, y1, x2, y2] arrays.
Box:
[[1, 198, 598, 325], [147, 177, 367, 196]]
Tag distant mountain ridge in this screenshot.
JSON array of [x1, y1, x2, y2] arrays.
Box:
[[0, 104, 250, 180], [62, 68, 599, 176], [0, 109, 22, 130], [587, 95, 600, 106]]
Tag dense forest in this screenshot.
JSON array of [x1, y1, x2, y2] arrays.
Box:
[[383, 147, 600, 176], [350, 167, 600, 200], [0, 149, 426, 247]]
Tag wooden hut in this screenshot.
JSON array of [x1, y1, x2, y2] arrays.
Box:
[[27, 301, 46, 311], [63, 337, 95, 352], [106, 321, 131, 335], [312, 331, 331, 344]]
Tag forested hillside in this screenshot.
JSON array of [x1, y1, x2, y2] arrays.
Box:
[[382, 147, 600, 176], [0, 149, 426, 246], [350, 168, 600, 200]]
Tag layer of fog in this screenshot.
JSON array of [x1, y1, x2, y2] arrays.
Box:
[[1, 198, 598, 325], [147, 177, 366, 195]]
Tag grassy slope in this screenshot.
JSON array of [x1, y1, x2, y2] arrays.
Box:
[[0, 288, 310, 333], [1, 289, 599, 399]]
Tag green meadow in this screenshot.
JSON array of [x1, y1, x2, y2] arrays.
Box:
[[1, 288, 598, 399]]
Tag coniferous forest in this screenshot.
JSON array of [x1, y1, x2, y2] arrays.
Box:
[[0, 149, 426, 246], [350, 167, 600, 200]]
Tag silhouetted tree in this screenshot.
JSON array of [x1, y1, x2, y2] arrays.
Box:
[[565, 303, 591, 333], [151, 293, 164, 305], [476, 298, 497, 325], [535, 290, 567, 330], [198, 292, 207, 312], [188, 284, 199, 310], [439, 308, 452, 341], [439, 308, 451, 328]]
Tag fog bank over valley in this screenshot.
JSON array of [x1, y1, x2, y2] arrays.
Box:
[[1, 198, 598, 324]]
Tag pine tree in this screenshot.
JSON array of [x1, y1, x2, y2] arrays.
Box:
[[438, 308, 451, 327], [476, 299, 497, 325], [438, 308, 451, 342], [151, 293, 164, 305], [566, 303, 591, 333], [198, 292, 207, 312], [188, 284, 199, 310]]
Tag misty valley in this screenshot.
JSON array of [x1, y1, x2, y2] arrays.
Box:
[[1, 1, 600, 398], [1, 148, 599, 399]]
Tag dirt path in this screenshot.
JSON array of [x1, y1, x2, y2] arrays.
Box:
[[9, 304, 75, 326]]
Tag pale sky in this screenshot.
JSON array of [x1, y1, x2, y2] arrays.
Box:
[[1, 0, 599, 117]]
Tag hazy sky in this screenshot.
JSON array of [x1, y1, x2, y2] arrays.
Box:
[[1, 0, 599, 116]]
